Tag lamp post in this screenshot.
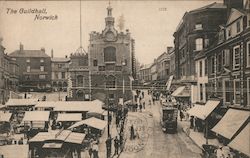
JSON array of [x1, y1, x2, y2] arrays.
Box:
[[204, 115, 208, 145], [105, 75, 111, 158]]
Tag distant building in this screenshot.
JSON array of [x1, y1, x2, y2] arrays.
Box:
[[88, 5, 135, 106], [138, 64, 152, 85], [67, 49, 90, 101], [0, 39, 19, 104], [9, 44, 51, 92], [51, 53, 70, 92]]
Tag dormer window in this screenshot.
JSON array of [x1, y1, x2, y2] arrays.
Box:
[[195, 38, 203, 51], [236, 20, 241, 33], [195, 24, 202, 30]]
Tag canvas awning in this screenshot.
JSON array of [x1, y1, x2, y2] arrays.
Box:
[[29, 130, 86, 145], [166, 75, 174, 91], [68, 117, 106, 130], [187, 100, 220, 120], [6, 99, 37, 107], [23, 111, 50, 122], [228, 123, 250, 157], [171, 86, 190, 97], [0, 112, 12, 122], [57, 113, 82, 122], [212, 109, 249, 140], [65, 132, 86, 144]]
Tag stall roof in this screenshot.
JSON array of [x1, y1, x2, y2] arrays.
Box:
[[228, 123, 250, 157], [65, 132, 86, 144], [68, 117, 106, 130], [0, 112, 12, 122], [57, 113, 82, 122], [187, 100, 220, 120], [6, 99, 37, 106], [35, 100, 104, 113], [212, 109, 249, 140], [23, 111, 50, 121], [29, 130, 85, 145]]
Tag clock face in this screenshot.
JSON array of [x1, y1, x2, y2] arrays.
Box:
[[105, 31, 115, 41]]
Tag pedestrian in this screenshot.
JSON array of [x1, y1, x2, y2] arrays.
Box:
[[143, 100, 145, 109], [139, 104, 142, 112], [135, 104, 138, 112], [180, 110, 184, 121], [130, 125, 135, 140], [114, 136, 119, 155], [190, 116, 194, 129], [88, 139, 93, 158], [92, 142, 99, 158], [105, 137, 112, 158]]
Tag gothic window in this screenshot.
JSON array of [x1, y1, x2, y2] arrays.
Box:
[[104, 46, 116, 62], [77, 75, 84, 87], [106, 75, 116, 89]]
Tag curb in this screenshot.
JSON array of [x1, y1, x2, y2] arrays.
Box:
[[181, 127, 203, 150]]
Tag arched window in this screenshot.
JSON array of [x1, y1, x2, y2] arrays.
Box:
[[104, 46, 116, 62], [77, 75, 84, 87], [106, 75, 116, 88]]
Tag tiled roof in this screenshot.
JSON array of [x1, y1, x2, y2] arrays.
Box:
[[51, 57, 70, 62], [190, 2, 226, 13], [9, 50, 50, 58]]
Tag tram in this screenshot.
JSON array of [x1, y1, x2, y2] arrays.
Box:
[[160, 104, 178, 133]]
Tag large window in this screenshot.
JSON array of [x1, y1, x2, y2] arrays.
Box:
[[106, 75, 116, 89], [248, 77, 250, 106], [224, 80, 231, 103], [40, 66, 44, 72], [195, 24, 202, 30], [233, 45, 240, 70], [236, 20, 241, 33], [222, 49, 230, 66], [195, 38, 203, 51], [234, 79, 241, 104], [211, 57, 215, 74], [27, 66, 30, 72], [217, 53, 222, 72], [104, 46, 116, 62], [39, 75, 46, 79], [205, 59, 208, 75], [247, 41, 250, 67], [199, 61, 202, 77], [200, 84, 203, 101]]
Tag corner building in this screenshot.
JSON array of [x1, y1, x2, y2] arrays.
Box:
[[89, 5, 135, 107]]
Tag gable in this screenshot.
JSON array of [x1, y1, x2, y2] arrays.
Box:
[[226, 8, 245, 25]]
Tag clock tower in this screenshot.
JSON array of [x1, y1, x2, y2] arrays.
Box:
[[103, 5, 117, 42]]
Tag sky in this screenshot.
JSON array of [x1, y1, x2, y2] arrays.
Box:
[[0, 0, 221, 64]]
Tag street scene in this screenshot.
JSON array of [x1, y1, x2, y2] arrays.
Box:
[[0, 0, 250, 158]]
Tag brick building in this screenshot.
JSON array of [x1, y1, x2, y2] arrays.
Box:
[[196, 0, 250, 108], [174, 2, 228, 81], [88, 5, 135, 106], [9, 44, 51, 92]]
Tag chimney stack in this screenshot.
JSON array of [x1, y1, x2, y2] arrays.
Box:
[[20, 43, 24, 51], [41, 47, 45, 53], [51, 49, 54, 58]]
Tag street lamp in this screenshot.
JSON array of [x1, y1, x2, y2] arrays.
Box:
[[204, 114, 208, 145], [122, 60, 126, 105]]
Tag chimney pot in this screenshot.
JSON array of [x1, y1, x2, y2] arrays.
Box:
[[20, 43, 24, 51]]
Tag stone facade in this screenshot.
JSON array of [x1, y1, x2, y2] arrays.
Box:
[[88, 5, 134, 106], [51, 54, 70, 92]]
